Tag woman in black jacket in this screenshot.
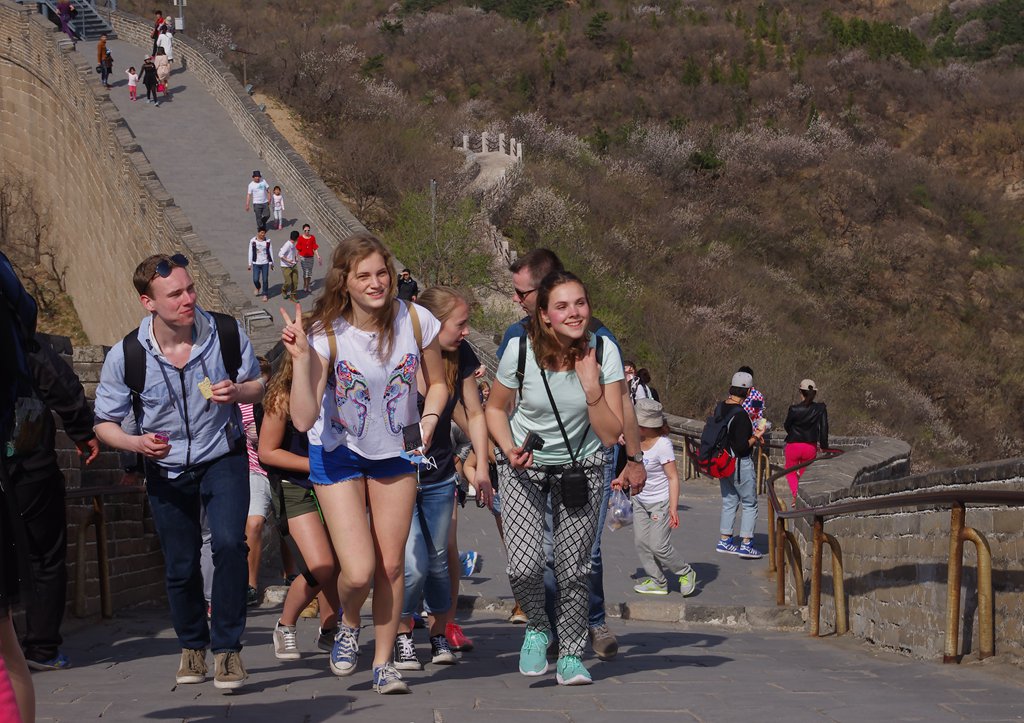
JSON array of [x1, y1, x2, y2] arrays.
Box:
[[783, 379, 829, 501], [141, 57, 159, 105]]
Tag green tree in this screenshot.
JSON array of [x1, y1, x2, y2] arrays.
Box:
[[387, 191, 492, 288]]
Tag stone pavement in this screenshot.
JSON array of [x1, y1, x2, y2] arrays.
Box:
[[450, 478, 798, 629], [36, 603, 1024, 722], [78, 38, 323, 320], [37, 475, 1024, 721]]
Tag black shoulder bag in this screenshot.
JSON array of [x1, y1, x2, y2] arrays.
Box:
[[539, 368, 591, 509]]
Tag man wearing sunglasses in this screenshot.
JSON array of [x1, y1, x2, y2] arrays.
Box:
[[494, 248, 647, 663], [92, 253, 265, 691]]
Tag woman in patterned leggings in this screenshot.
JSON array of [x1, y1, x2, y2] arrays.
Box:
[[485, 270, 624, 686]]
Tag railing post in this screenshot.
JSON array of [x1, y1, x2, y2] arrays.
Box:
[[944, 503, 965, 663], [775, 517, 787, 606], [825, 532, 847, 635], [93, 495, 113, 618], [463, 134, 469, 151], [810, 516, 824, 636], [499, 133, 506, 154], [481, 131, 489, 153], [961, 526, 994, 660], [767, 500, 777, 573]]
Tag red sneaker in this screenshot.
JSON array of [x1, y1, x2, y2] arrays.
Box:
[[445, 622, 474, 652]]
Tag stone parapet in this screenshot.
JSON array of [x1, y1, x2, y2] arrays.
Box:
[[0, 0, 249, 345]]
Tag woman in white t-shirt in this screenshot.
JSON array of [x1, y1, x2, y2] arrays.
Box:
[[630, 399, 696, 597], [485, 270, 624, 687], [281, 234, 448, 695]]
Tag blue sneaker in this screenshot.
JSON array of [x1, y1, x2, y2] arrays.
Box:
[[716, 537, 740, 554], [330, 623, 360, 677], [737, 541, 763, 559], [518, 628, 549, 676], [373, 661, 410, 694], [556, 655, 592, 686], [460, 550, 478, 578], [27, 651, 71, 671]]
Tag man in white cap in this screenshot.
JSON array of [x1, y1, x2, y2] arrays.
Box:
[[714, 371, 764, 559]]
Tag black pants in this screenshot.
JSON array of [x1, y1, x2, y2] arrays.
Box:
[[145, 81, 157, 101], [10, 465, 67, 662]]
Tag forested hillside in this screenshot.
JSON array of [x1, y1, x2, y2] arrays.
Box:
[[125, 0, 1024, 468]]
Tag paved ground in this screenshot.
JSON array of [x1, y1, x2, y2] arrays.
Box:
[[78, 38, 324, 321], [36, 603, 1024, 722], [37, 477, 1024, 721]]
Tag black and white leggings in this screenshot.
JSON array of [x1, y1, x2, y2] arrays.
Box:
[[499, 450, 605, 658]]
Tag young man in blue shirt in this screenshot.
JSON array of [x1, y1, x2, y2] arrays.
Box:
[[93, 254, 265, 690]]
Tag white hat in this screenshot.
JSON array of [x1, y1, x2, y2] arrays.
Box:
[[731, 371, 753, 389], [800, 379, 817, 392]]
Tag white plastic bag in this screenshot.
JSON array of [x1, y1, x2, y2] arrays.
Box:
[[606, 488, 634, 531]]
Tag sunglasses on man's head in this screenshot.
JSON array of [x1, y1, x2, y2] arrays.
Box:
[[154, 253, 189, 279]]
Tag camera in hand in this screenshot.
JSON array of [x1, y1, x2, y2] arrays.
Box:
[[522, 431, 545, 453]]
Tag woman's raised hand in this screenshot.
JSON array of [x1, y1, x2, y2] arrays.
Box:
[[280, 302, 308, 357], [574, 345, 601, 395]]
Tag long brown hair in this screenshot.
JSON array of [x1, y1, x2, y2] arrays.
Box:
[[309, 234, 399, 361], [264, 353, 294, 417], [416, 285, 466, 395], [528, 270, 591, 371]]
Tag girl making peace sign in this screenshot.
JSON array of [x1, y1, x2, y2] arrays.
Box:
[[281, 234, 448, 695]]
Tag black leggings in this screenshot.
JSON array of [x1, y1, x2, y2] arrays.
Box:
[[145, 82, 156, 101]]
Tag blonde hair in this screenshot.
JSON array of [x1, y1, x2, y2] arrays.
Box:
[[416, 285, 467, 395], [264, 353, 293, 417], [309, 234, 398, 361]]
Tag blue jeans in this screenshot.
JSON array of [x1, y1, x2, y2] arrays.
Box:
[[146, 451, 249, 652], [543, 445, 615, 631], [251, 264, 269, 294], [720, 455, 757, 540], [401, 476, 455, 617]]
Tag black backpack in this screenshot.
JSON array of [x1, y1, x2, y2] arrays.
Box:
[[694, 402, 745, 478], [122, 312, 242, 430]]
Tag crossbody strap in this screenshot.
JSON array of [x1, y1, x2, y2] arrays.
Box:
[[538, 366, 590, 466]]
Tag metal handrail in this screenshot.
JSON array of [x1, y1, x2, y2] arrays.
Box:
[[66, 484, 146, 618], [761, 456, 1024, 663]]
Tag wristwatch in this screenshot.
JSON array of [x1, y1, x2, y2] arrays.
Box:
[[627, 451, 644, 463]]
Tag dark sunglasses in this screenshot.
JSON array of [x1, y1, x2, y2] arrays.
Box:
[[153, 253, 189, 279]]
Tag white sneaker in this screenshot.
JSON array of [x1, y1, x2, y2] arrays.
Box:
[[273, 621, 300, 660]]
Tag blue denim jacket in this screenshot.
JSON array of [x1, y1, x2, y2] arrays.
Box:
[[94, 306, 261, 472]]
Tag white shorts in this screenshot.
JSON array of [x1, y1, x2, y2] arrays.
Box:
[[248, 471, 273, 519]]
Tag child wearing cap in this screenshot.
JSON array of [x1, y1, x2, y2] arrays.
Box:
[[782, 379, 830, 501], [630, 399, 697, 596]]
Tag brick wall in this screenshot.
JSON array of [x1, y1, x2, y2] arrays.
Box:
[[0, 0, 250, 346], [41, 337, 167, 618], [106, 11, 369, 252], [790, 458, 1024, 663]]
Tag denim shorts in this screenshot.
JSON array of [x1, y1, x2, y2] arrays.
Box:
[[308, 443, 414, 485]]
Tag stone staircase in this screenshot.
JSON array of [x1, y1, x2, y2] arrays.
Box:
[[21, 0, 114, 40]]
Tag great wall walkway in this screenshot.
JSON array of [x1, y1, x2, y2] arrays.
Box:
[[37, 480, 1024, 720], [11, 17, 1017, 723], [78, 36, 324, 348]]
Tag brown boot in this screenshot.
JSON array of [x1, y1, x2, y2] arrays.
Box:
[[175, 648, 207, 684], [213, 651, 247, 690]]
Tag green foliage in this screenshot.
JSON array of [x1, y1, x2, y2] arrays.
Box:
[[386, 191, 492, 288], [689, 147, 723, 172], [929, 0, 1024, 63], [478, 0, 566, 21], [680, 57, 702, 86], [360, 54, 385, 77], [823, 11, 929, 67], [614, 39, 634, 74], [586, 11, 612, 42], [379, 18, 404, 36], [587, 125, 611, 153]]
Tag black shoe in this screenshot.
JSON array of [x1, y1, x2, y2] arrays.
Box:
[[246, 586, 259, 607]]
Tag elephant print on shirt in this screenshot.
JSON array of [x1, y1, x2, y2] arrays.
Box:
[[382, 353, 418, 434], [333, 360, 370, 438]]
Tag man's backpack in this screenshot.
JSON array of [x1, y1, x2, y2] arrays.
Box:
[[694, 402, 745, 478], [122, 312, 242, 429]]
